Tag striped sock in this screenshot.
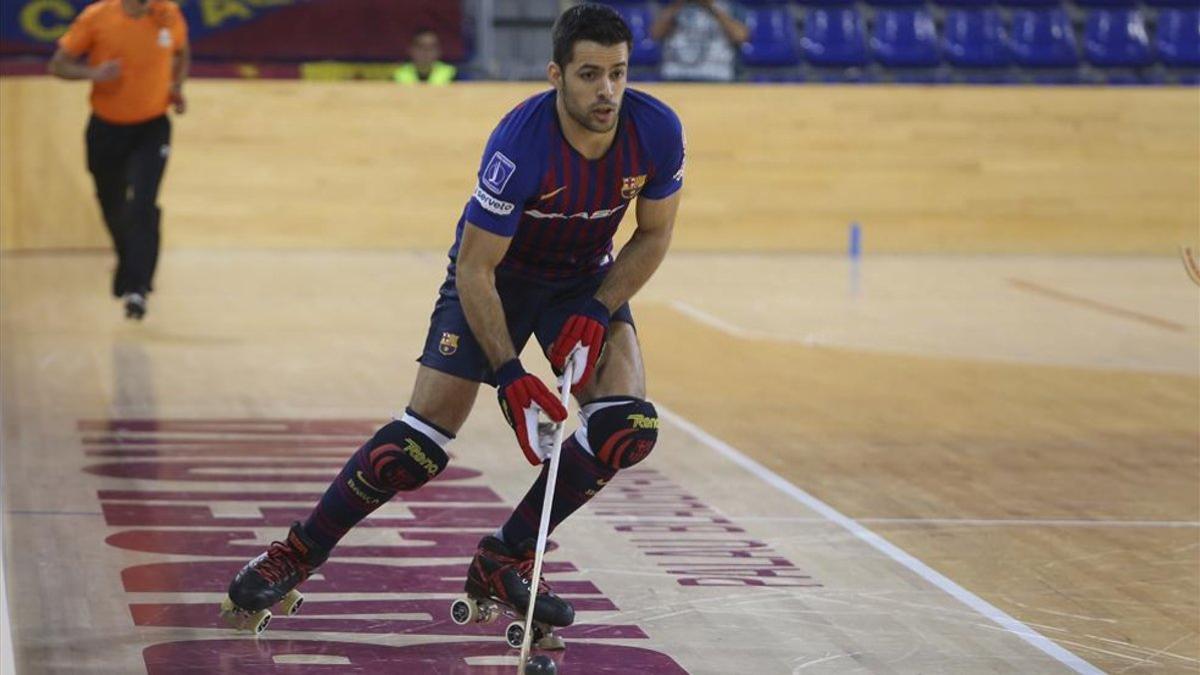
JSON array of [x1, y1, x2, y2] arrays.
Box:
[[500, 433, 617, 547], [302, 411, 452, 552]]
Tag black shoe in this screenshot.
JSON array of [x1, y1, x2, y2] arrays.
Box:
[[122, 293, 147, 321], [464, 535, 575, 627], [227, 522, 329, 612]]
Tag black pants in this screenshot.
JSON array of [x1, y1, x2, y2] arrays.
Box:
[[86, 114, 170, 297]]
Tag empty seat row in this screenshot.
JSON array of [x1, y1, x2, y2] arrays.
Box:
[[610, 2, 1199, 69], [778, 6, 1197, 68]]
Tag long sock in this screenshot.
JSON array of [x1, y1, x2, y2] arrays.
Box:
[[500, 433, 617, 547], [302, 410, 452, 552]]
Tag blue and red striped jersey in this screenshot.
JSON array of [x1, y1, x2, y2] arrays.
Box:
[[448, 88, 685, 280]]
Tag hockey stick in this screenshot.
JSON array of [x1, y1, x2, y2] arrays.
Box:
[[517, 359, 575, 671]]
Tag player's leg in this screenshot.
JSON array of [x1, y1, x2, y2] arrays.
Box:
[[224, 274, 536, 626], [85, 115, 134, 299], [119, 116, 171, 318], [498, 319, 652, 547]]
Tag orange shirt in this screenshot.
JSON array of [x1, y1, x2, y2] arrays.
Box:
[[58, 0, 188, 124]]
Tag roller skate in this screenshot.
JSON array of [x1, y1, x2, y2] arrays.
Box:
[[219, 522, 328, 634], [449, 535, 574, 650]]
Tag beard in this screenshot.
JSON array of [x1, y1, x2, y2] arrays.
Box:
[[562, 81, 619, 134]]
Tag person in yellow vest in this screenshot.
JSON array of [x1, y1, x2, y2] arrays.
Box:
[[394, 28, 456, 85]]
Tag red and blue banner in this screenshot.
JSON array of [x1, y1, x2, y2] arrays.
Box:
[[1, 0, 465, 62]]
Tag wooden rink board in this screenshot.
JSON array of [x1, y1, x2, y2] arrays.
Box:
[[1, 79, 1197, 253], [0, 78, 1198, 674]]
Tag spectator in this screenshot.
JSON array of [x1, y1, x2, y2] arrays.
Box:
[[394, 29, 457, 85], [48, 0, 189, 320], [652, 0, 749, 82]]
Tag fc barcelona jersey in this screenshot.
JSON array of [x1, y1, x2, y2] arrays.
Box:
[[448, 88, 685, 280]]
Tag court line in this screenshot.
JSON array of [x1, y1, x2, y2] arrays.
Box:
[[1009, 278, 1186, 333], [658, 406, 1105, 675], [0, 451, 16, 675], [578, 515, 1200, 528]]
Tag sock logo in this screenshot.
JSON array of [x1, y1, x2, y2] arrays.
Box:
[[626, 414, 659, 430], [347, 472, 384, 505], [405, 438, 442, 477]]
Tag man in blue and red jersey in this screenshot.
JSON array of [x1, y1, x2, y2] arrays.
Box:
[[221, 3, 684, 637]]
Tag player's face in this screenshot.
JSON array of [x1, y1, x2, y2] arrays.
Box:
[[554, 41, 628, 134]]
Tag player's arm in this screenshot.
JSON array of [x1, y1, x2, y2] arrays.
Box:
[[548, 189, 681, 393], [595, 190, 681, 313], [458, 221, 568, 465], [456, 222, 519, 369]]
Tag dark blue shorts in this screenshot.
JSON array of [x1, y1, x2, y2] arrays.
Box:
[[417, 266, 634, 386]]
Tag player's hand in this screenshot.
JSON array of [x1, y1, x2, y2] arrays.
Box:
[[548, 298, 609, 393], [495, 359, 568, 465], [169, 84, 186, 115], [91, 60, 121, 82]]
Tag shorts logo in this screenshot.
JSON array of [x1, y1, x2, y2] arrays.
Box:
[[158, 28, 172, 48], [438, 332, 459, 356], [621, 174, 647, 200], [481, 151, 516, 194], [472, 184, 515, 216]]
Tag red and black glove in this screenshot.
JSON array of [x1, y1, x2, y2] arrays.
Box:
[[495, 359, 568, 465], [548, 298, 610, 393]]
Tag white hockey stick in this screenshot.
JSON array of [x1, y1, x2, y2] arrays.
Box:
[[517, 359, 574, 671]]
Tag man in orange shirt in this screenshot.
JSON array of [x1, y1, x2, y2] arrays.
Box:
[[48, 0, 189, 320]]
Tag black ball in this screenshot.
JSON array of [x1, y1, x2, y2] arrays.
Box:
[[525, 654, 557, 675]]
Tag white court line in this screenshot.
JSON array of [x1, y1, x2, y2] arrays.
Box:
[[659, 406, 1105, 675], [579, 514, 1200, 528], [0, 453, 16, 675]]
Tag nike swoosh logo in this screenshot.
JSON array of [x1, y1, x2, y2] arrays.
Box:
[[355, 470, 384, 492], [538, 185, 567, 201]]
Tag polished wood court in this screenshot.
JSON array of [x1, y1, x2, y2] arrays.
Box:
[[1, 80, 1197, 674]]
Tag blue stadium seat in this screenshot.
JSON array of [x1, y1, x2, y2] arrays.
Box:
[[1156, 8, 1200, 66], [601, 2, 661, 67], [1008, 8, 1080, 66], [936, 0, 1001, 6], [801, 6, 869, 65], [1075, 0, 1137, 6], [741, 5, 802, 66], [1083, 8, 1152, 66], [870, 7, 941, 66], [1142, 0, 1200, 7], [1000, 0, 1059, 7], [942, 8, 1010, 66]]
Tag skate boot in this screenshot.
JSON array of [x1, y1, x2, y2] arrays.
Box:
[[219, 522, 328, 634], [450, 535, 574, 650]]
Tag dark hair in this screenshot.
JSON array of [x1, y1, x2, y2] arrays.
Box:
[[552, 3, 633, 67]]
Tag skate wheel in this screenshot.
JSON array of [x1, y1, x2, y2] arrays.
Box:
[[450, 597, 478, 625], [505, 621, 526, 649], [251, 610, 272, 635], [537, 624, 568, 653], [279, 589, 304, 616], [219, 596, 273, 634]]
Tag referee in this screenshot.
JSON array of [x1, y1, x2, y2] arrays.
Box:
[[49, 0, 189, 320]]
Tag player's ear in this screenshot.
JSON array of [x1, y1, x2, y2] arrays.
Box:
[[547, 61, 562, 89]]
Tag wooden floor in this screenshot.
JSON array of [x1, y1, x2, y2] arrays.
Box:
[[0, 248, 1196, 674], [1, 78, 1198, 674]]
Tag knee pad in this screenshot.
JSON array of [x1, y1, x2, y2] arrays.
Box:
[[364, 419, 449, 491], [585, 397, 659, 470]]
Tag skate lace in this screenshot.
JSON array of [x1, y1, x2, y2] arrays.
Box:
[[516, 558, 550, 595], [257, 541, 306, 585]]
